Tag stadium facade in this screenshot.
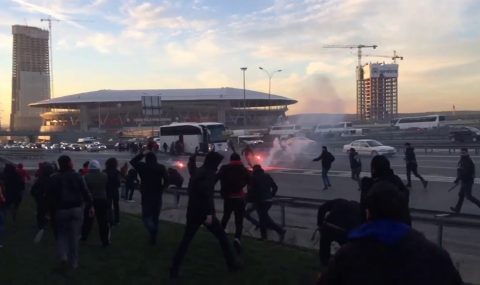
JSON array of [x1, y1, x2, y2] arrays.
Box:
[[30, 87, 297, 133]]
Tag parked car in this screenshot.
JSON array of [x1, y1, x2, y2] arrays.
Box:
[[343, 139, 396, 156], [449, 126, 480, 143]]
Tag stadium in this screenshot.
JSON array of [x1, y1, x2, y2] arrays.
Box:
[[30, 87, 297, 134]]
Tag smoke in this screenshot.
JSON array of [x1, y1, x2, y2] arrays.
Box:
[[289, 74, 347, 114], [263, 137, 318, 168]]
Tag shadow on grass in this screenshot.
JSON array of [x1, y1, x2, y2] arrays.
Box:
[[0, 196, 319, 285]]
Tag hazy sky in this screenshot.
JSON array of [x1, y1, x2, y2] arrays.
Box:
[[0, 0, 479, 124]]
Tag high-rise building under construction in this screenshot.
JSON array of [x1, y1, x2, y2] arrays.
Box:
[[357, 63, 398, 121], [11, 25, 50, 131]]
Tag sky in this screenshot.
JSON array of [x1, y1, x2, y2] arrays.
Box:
[[0, 0, 479, 125]]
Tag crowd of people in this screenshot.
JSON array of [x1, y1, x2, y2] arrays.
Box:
[[0, 141, 475, 284]]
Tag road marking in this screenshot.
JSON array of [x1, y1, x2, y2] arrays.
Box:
[[268, 167, 480, 184]]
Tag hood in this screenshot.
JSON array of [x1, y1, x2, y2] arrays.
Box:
[[348, 219, 410, 246], [203, 151, 224, 170]]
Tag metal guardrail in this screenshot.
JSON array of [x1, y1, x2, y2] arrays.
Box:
[[164, 187, 480, 248]]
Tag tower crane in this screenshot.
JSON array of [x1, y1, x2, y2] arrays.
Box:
[[323, 44, 378, 67], [363, 50, 404, 63], [40, 16, 59, 98]]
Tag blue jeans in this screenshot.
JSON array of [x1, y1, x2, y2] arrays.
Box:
[[142, 195, 162, 239], [322, 168, 331, 188]]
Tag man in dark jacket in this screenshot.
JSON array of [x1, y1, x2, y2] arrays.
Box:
[[217, 153, 250, 252], [316, 199, 362, 267], [348, 148, 361, 181], [360, 155, 411, 224], [451, 148, 479, 213], [81, 160, 110, 246], [318, 181, 462, 285], [3, 163, 25, 222], [48, 155, 93, 270], [248, 164, 286, 241], [104, 158, 121, 226], [30, 162, 55, 243], [170, 151, 238, 280], [404, 142, 428, 188], [130, 150, 169, 245], [313, 146, 335, 190]]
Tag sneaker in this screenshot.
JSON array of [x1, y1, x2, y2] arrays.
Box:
[[450, 207, 460, 213], [233, 238, 242, 254], [34, 229, 45, 244], [423, 181, 428, 189]]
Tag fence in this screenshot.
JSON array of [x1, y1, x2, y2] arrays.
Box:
[[164, 187, 480, 248]]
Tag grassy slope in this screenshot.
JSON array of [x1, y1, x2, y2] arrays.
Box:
[[0, 196, 318, 285]]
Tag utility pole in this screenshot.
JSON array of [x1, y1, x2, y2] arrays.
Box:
[[40, 17, 59, 98], [240, 67, 247, 128], [258, 67, 282, 112]]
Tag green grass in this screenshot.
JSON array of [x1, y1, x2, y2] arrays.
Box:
[[0, 196, 319, 285]]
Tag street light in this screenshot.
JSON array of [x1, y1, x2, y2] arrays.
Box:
[[258, 67, 282, 112], [240, 67, 248, 128]]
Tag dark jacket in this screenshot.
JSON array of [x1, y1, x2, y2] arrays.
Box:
[[31, 163, 54, 202], [84, 170, 108, 200], [360, 170, 410, 224], [125, 169, 139, 188], [317, 199, 362, 235], [455, 155, 475, 183], [318, 220, 463, 285], [314, 150, 335, 169], [217, 161, 250, 199], [49, 170, 92, 210], [3, 164, 26, 205], [104, 168, 121, 199], [130, 153, 169, 200], [247, 168, 278, 203], [404, 147, 417, 165], [187, 152, 224, 219], [348, 152, 361, 169]]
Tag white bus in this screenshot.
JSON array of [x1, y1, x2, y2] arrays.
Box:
[[269, 124, 302, 136], [313, 122, 354, 136], [392, 115, 446, 130], [158, 122, 228, 153]]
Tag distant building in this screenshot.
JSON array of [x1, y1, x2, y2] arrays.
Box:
[[30, 88, 297, 133], [357, 63, 398, 121], [11, 25, 50, 131]]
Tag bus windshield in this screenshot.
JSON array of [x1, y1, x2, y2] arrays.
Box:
[[206, 124, 226, 143]]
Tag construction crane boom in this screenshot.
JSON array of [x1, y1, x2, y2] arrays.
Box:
[[324, 44, 378, 67], [363, 50, 404, 63], [40, 17, 59, 98]]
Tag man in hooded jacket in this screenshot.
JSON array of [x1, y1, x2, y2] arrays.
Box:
[[360, 155, 410, 224], [130, 150, 169, 245], [450, 148, 479, 213], [317, 181, 462, 285], [170, 151, 238, 280]]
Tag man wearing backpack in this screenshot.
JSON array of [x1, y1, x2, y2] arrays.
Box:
[[313, 146, 336, 190], [217, 153, 250, 252]]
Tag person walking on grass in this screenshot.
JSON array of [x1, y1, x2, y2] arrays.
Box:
[[217, 153, 250, 253], [170, 152, 239, 280], [31, 162, 55, 243], [313, 146, 335, 190], [450, 148, 480, 213], [248, 164, 286, 242], [104, 158, 121, 226], [404, 142, 428, 189], [130, 150, 169, 245], [125, 168, 139, 202], [48, 155, 93, 270], [3, 163, 25, 222], [81, 160, 110, 247]]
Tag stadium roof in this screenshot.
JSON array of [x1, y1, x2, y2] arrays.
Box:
[[30, 87, 297, 108]]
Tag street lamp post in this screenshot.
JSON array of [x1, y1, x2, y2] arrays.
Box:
[[258, 67, 282, 112], [240, 67, 248, 128]]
